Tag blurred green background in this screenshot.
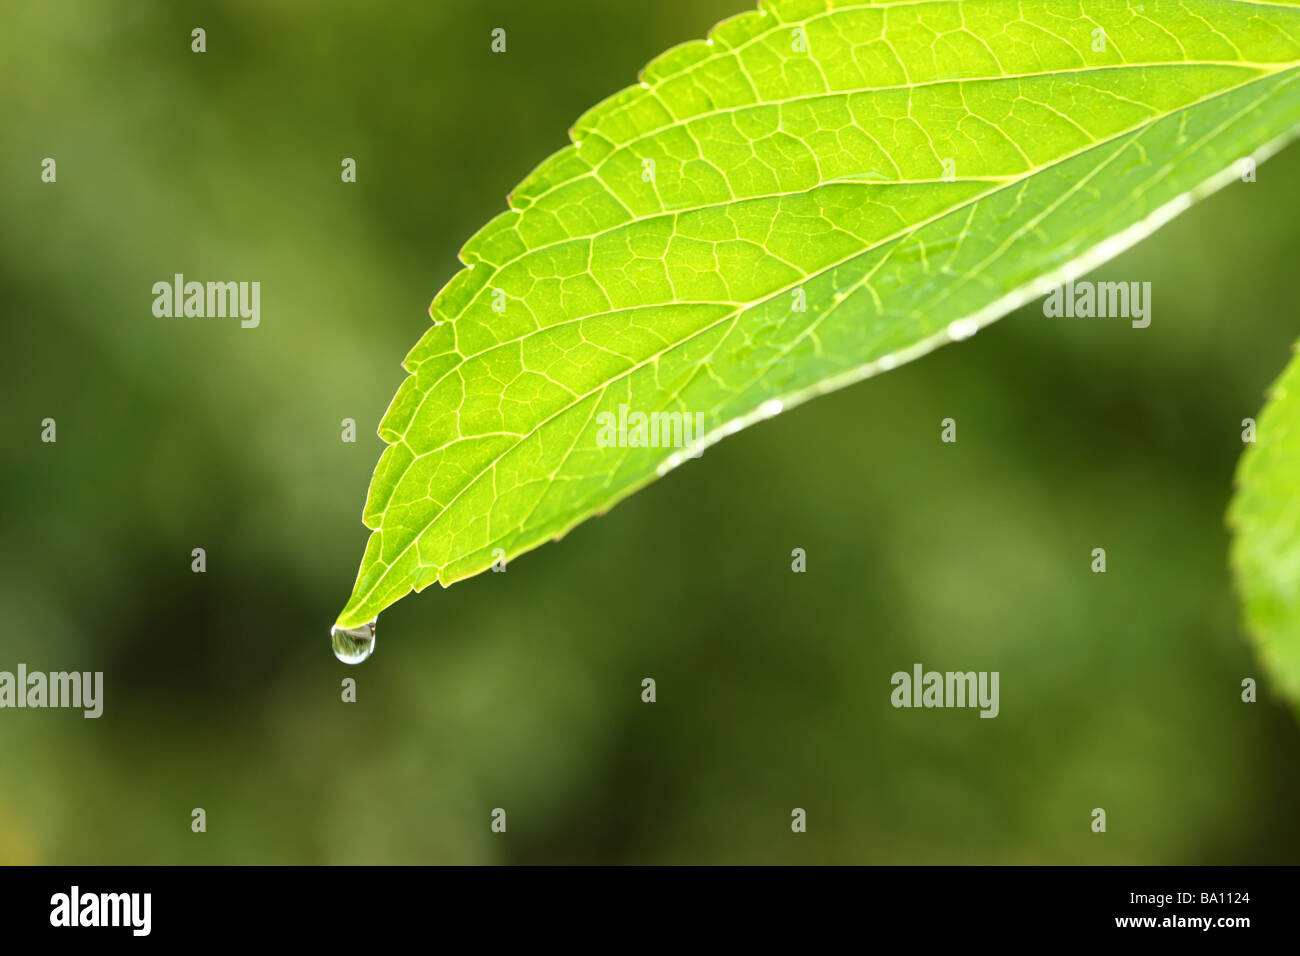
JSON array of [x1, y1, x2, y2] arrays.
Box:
[[2, 0, 1298, 864]]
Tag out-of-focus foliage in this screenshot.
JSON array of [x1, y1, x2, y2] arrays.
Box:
[[1231, 343, 1300, 705], [2, 0, 1298, 864]]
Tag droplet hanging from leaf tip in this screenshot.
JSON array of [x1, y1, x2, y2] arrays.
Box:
[[331, 620, 376, 664]]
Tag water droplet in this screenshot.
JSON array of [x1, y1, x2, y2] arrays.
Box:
[[331, 620, 376, 664]]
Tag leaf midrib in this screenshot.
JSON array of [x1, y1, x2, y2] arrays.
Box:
[[413, 66, 1292, 433], [348, 63, 1298, 615]]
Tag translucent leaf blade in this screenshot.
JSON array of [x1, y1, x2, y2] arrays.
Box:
[[338, 0, 1300, 628]]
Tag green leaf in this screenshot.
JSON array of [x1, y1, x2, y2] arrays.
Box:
[[338, 0, 1300, 628], [1230, 343, 1300, 705]]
